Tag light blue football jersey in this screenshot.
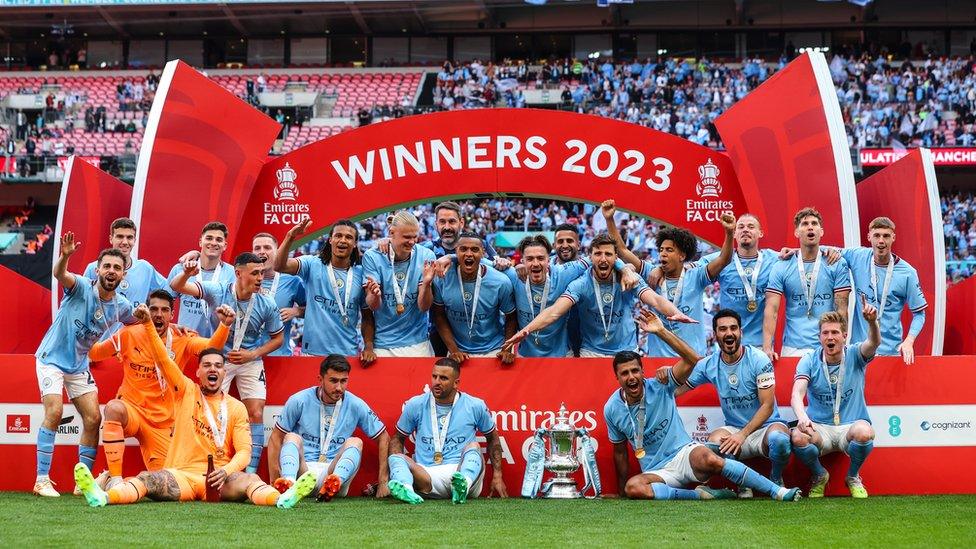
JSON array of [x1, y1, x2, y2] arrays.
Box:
[[295, 255, 365, 357], [842, 248, 927, 355], [604, 374, 692, 472], [641, 261, 711, 358], [686, 345, 783, 428], [257, 273, 306, 357], [275, 387, 385, 461], [85, 257, 166, 308], [35, 276, 134, 374], [766, 254, 851, 349], [361, 246, 437, 349], [432, 265, 516, 354], [167, 261, 235, 336], [395, 391, 495, 466], [698, 249, 780, 346], [562, 270, 651, 356], [795, 343, 872, 424], [196, 281, 284, 352]]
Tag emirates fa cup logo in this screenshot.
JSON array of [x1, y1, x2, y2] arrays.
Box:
[[696, 158, 722, 198], [274, 162, 299, 202]]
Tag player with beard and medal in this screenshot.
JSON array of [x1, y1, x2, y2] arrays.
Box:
[[791, 302, 881, 499], [362, 211, 438, 357], [275, 219, 375, 362], [83, 217, 166, 310], [422, 201, 498, 260], [505, 233, 694, 358], [551, 223, 583, 356], [88, 290, 234, 491], [74, 310, 316, 509], [602, 199, 735, 358], [387, 358, 506, 504], [432, 232, 517, 364], [506, 234, 640, 357], [268, 355, 390, 502], [170, 252, 284, 475], [34, 236, 136, 497], [166, 222, 236, 337], [668, 309, 792, 497], [252, 232, 306, 357], [764, 208, 851, 360], [604, 310, 801, 502]]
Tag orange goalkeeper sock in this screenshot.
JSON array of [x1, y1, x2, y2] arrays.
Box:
[[103, 420, 125, 478], [108, 477, 147, 504], [246, 481, 279, 506]]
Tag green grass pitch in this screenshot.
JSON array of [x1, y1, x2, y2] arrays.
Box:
[[1, 493, 973, 547]]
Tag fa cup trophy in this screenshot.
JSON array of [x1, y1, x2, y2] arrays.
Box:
[[521, 403, 601, 499]]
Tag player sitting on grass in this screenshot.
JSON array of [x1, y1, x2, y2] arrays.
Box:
[[387, 358, 507, 504], [604, 310, 801, 501], [74, 304, 315, 508], [268, 354, 391, 501], [790, 299, 881, 498]]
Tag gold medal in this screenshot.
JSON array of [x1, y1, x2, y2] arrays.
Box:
[[635, 448, 646, 459], [433, 451, 443, 464], [318, 454, 327, 463], [747, 300, 757, 312], [396, 303, 405, 315], [833, 412, 840, 426], [215, 448, 225, 459]]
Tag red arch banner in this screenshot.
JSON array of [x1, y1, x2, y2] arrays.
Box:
[[235, 108, 748, 253]]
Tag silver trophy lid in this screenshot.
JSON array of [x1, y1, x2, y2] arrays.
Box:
[[550, 402, 575, 434]]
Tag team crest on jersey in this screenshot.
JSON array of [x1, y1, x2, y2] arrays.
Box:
[[533, 294, 543, 304], [463, 291, 473, 302], [602, 292, 613, 304], [743, 266, 753, 276], [119, 280, 129, 290], [667, 287, 677, 299], [260, 288, 272, 296], [805, 271, 815, 282], [94, 308, 104, 320], [728, 373, 739, 386], [829, 373, 839, 385], [395, 271, 407, 282], [334, 278, 344, 289]]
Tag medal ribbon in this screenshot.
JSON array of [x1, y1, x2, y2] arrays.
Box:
[[201, 391, 228, 451], [266, 272, 280, 299], [319, 393, 343, 461], [459, 265, 483, 335], [796, 253, 822, 318], [429, 391, 459, 460], [327, 263, 355, 325], [524, 273, 551, 318], [96, 287, 121, 354], [871, 257, 895, 320], [155, 326, 173, 392], [733, 252, 762, 305], [232, 286, 256, 351], [388, 245, 411, 313], [659, 267, 686, 308], [821, 347, 846, 425], [591, 273, 616, 341]]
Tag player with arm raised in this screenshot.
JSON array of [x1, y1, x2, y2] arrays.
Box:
[[387, 358, 506, 504], [504, 233, 693, 358], [83, 217, 166, 308], [74, 306, 315, 508], [431, 233, 517, 364], [252, 232, 306, 357], [88, 290, 233, 490], [33, 234, 133, 497], [267, 354, 390, 501], [361, 211, 437, 357], [763, 208, 851, 360], [604, 310, 800, 501], [791, 300, 882, 498], [170, 252, 284, 474], [670, 309, 792, 497], [166, 221, 235, 336], [602, 199, 735, 357]]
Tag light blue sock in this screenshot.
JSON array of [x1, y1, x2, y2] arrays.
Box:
[[333, 447, 362, 484], [458, 448, 484, 485], [36, 427, 55, 477], [766, 430, 792, 485], [846, 440, 874, 478], [388, 454, 414, 486], [279, 441, 300, 481], [247, 423, 264, 473], [794, 443, 826, 476], [78, 445, 97, 471], [722, 458, 788, 499], [651, 482, 700, 500]]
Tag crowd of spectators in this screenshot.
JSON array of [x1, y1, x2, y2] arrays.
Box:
[[943, 191, 976, 283]]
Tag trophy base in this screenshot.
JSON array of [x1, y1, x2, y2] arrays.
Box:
[[542, 478, 582, 499]]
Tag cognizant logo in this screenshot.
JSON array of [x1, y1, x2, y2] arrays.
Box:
[[920, 420, 972, 431]]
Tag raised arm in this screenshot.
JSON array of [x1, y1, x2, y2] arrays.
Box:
[[54, 232, 80, 291], [638, 287, 695, 324], [705, 212, 736, 280], [139, 305, 188, 393], [833, 289, 851, 325], [417, 261, 435, 312], [600, 199, 643, 270], [186, 311, 232, 356], [169, 259, 202, 298], [274, 219, 311, 275], [636, 309, 700, 382], [859, 296, 881, 361]]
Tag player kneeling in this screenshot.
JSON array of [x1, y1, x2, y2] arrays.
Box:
[[605, 311, 801, 502], [387, 358, 507, 504], [268, 354, 390, 502], [74, 305, 315, 508], [790, 300, 881, 498]]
